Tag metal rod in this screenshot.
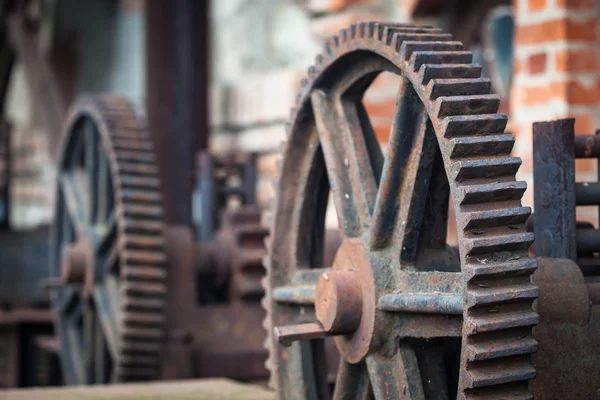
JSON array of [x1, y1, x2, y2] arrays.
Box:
[[274, 322, 327, 347], [532, 119, 577, 260], [145, 0, 209, 226], [272, 285, 316, 305], [576, 229, 600, 253], [575, 182, 600, 205], [574, 134, 600, 158], [378, 293, 463, 314]]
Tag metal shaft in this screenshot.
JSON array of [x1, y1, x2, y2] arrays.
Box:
[[145, 0, 209, 226]]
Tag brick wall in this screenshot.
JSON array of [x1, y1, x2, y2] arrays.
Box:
[[511, 0, 600, 219]]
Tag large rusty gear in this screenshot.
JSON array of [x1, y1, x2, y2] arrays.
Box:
[[263, 23, 538, 399], [49, 95, 166, 384]]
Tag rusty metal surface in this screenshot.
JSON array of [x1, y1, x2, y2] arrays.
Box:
[[263, 22, 538, 399], [162, 227, 268, 382], [532, 119, 577, 260], [0, 325, 20, 388], [532, 257, 600, 399], [532, 119, 600, 286], [0, 227, 51, 307], [49, 95, 166, 384], [145, 0, 209, 227]]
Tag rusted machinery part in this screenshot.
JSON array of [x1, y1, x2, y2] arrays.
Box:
[[197, 206, 269, 302], [262, 23, 538, 399], [49, 95, 166, 384]]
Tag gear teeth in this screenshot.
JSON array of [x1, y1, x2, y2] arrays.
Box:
[[122, 281, 167, 296], [115, 161, 159, 175], [121, 249, 167, 265], [428, 78, 491, 100], [122, 265, 167, 281], [465, 333, 538, 362], [119, 175, 160, 189], [121, 311, 165, 326], [114, 150, 155, 163], [466, 384, 534, 400], [384, 26, 442, 40], [121, 326, 163, 340], [391, 33, 453, 52], [315, 54, 323, 67], [121, 219, 163, 234], [463, 206, 531, 230], [119, 189, 161, 204], [326, 35, 340, 52], [121, 235, 164, 250], [458, 181, 527, 206], [419, 63, 482, 84], [400, 41, 463, 61], [466, 308, 539, 335], [435, 94, 500, 118], [465, 258, 537, 281], [464, 359, 535, 389], [121, 204, 162, 219], [450, 134, 515, 158], [122, 296, 165, 311], [442, 114, 508, 138], [464, 232, 534, 255], [466, 283, 539, 307], [452, 157, 521, 182], [410, 51, 473, 72]]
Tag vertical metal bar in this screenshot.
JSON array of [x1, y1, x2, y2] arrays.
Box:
[[595, 129, 600, 229], [145, 0, 210, 226], [532, 119, 577, 260], [244, 153, 257, 205], [197, 152, 215, 241]]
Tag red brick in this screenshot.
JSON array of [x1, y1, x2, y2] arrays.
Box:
[[555, 48, 599, 73], [515, 19, 597, 45], [528, 52, 547, 75], [528, 0, 547, 11], [556, 0, 596, 11], [512, 80, 600, 107], [569, 114, 594, 134], [513, 57, 527, 75], [363, 72, 402, 143], [363, 98, 395, 143]]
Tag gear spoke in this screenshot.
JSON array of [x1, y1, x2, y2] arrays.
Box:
[[93, 284, 120, 360], [84, 119, 99, 224], [311, 89, 377, 238], [366, 344, 424, 400], [333, 361, 372, 400], [59, 173, 89, 233], [369, 81, 437, 259]]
